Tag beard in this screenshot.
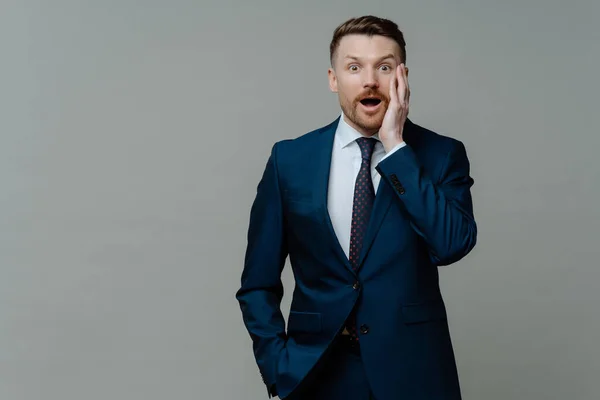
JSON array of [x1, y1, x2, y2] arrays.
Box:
[[339, 89, 389, 134]]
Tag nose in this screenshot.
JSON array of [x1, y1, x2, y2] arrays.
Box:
[[363, 68, 379, 89]]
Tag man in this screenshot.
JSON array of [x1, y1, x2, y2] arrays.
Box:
[[236, 15, 477, 400]]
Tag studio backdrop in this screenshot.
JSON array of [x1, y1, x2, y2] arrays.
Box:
[[2, 0, 599, 399]]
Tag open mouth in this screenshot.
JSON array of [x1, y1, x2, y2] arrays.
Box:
[[359, 97, 382, 112], [360, 98, 382, 106]]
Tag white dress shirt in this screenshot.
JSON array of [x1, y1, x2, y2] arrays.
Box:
[[327, 113, 406, 259]]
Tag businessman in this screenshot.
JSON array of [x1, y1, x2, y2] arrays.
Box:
[[236, 15, 477, 400]]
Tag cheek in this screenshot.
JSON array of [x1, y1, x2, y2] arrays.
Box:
[[380, 76, 392, 90], [339, 90, 357, 105], [337, 82, 361, 101]]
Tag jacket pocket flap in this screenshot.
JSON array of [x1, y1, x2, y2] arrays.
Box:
[[402, 301, 447, 324], [287, 311, 322, 333]]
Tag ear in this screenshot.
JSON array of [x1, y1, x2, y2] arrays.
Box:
[[328, 67, 338, 93]]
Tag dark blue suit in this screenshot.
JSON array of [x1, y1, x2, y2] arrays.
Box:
[[236, 117, 477, 399]]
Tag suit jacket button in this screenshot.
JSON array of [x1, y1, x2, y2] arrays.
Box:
[[352, 281, 360, 290], [360, 324, 369, 334]]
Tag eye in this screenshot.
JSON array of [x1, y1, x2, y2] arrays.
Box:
[[379, 64, 392, 72], [348, 65, 359, 72]]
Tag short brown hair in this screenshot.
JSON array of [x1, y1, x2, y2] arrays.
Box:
[[329, 15, 407, 66]]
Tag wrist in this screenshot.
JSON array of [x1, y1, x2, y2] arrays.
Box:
[[383, 137, 404, 153]]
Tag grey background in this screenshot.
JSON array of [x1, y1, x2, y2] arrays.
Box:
[[2, 0, 599, 399]]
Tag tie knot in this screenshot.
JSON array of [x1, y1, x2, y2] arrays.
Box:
[[356, 137, 377, 162]]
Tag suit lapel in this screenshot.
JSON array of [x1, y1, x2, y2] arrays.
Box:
[[358, 181, 393, 267], [358, 119, 415, 268], [314, 118, 354, 274], [312, 118, 415, 273]]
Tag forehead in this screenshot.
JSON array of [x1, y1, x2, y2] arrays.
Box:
[[335, 34, 401, 62]]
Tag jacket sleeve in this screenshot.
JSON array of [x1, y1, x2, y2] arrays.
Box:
[[375, 140, 477, 266], [236, 142, 287, 398]]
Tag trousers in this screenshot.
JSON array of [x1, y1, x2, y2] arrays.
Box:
[[284, 334, 375, 400]]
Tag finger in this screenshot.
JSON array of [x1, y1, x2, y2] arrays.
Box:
[[403, 65, 410, 103], [397, 64, 406, 105], [397, 64, 409, 105], [389, 66, 399, 105]]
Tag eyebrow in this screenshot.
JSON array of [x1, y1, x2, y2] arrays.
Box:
[[344, 53, 396, 63]]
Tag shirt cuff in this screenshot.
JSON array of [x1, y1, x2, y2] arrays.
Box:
[[380, 141, 407, 162]]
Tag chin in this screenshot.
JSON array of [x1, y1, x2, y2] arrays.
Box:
[[342, 104, 383, 133], [356, 114, 384, 131]]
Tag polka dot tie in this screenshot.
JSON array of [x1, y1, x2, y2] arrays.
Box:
[[345, 137, 377, 341]]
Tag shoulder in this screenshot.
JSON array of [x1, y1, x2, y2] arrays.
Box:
[[404, 120, 472, 171], [270, 118, 338, 160], [402, 120, 472, 179], [276, 118, 338, 148], [406, 119, 465, 153]]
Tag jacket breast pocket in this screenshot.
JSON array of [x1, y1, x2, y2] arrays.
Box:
[[287, 311, 322, 334], [401, 300, 448, 325]]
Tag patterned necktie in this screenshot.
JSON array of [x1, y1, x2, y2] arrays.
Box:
[[346, 137, 377, 340]]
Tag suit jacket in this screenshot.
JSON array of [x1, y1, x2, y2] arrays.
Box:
[[236, 117, 477, 400]]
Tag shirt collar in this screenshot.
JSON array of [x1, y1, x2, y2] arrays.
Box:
[[336, 112, 381, 149]]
